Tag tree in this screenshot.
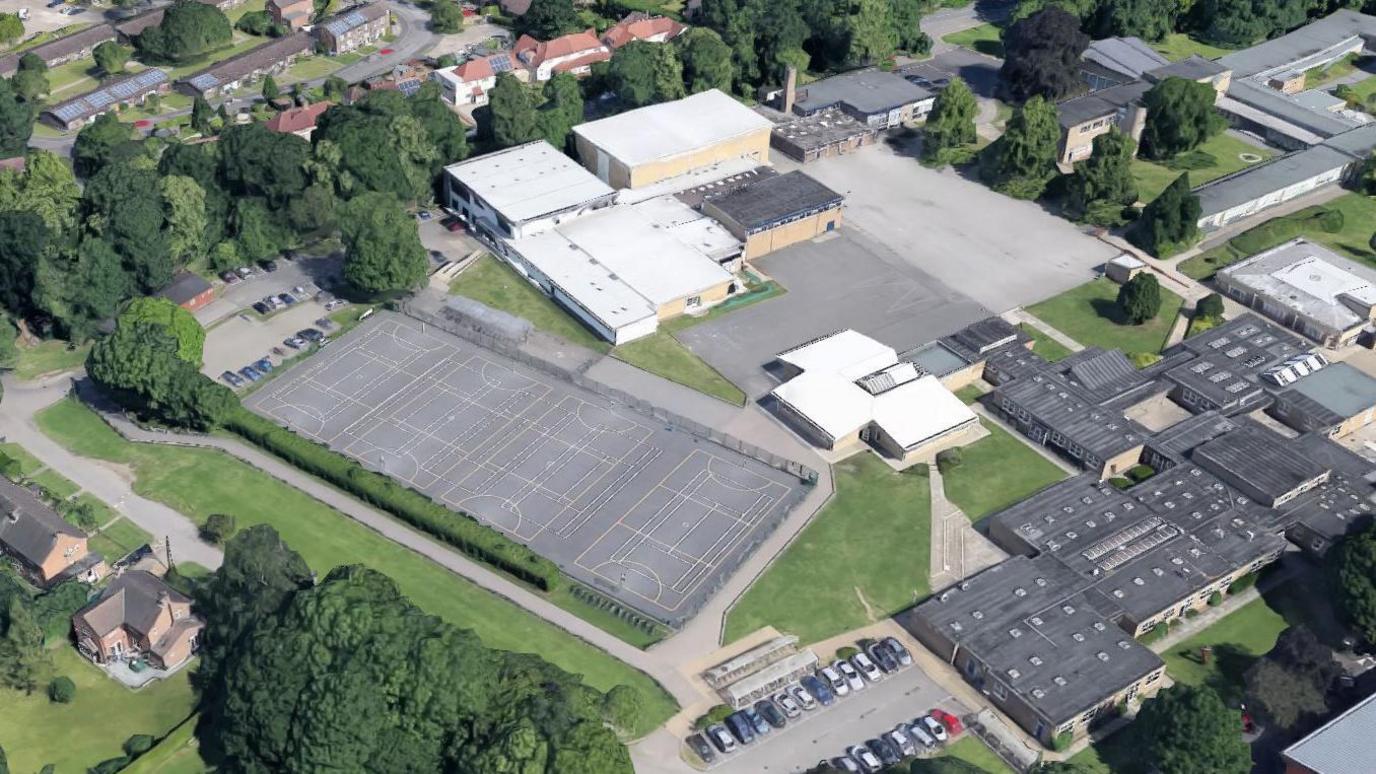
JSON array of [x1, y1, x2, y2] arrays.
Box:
[[678, 28, 734, 94], [123, 735, 155, 757], [1335, 521, 1376, 645], [261, 73, 279, 101], [1087, 0, 1176, 42], [486, 71, 540, 149], [0, 14, 22, 47], [1196, 292, 1225, 321], [93, 41, 132, 76], [324, 75, 348, 102], [1140, 77, 1224, 160], [515, 0, 580, 39], [0, 77, 32, 157], [999, 7, 1088, 102], [609, 41, 684, 109], [1135, 684, 1251, 774], [1198, 0, 1308, 47], [136, 0, 233, 62], [234, 9, 281, 37], [73, 112, 134, 178], [1117, 272, 1161, 324], [87, 322, 235, 429], [12, 54, 48, 102], [82, 161, 174, 291], [429, 0, 463, 33], [191, 94, 214, 135], [47, 676, 75, 703], [117, 297, 205, 365], [1131, 173, 1201, 256], [0, 596, 43, 693], [201, 512, 237, 544], [1245, 627, 1338, 732], [161, 175, 209, 266], [1065, 128, 1138, 223], [312, 91, 443, 201], [33, 237, 134, 341], [536, 72, 584, 150], [218, 123, 311, 209], [890, 0, 932, 55], [0, 210, 47, 318], [983, 96, 1060, 198], [340, 193, 427, 296], [845, 0, 898, 66], [0, 741, 7, 774], [923, 76, 977, 164]]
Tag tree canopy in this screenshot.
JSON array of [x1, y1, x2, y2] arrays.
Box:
[[609, 40, 685, 109], [515, 0, 580, 39], [73, 112, 135, 178], [316, 87, 462, 201], [1130, 172, 1201, 256], [0, 13, 22, 47], [117, 297, 205, 365], [87, 319, 235, 429], [1000, 7, 1089, 103], [1140, 77, 1224, 160], [923, 76, 978, 165], [340, 193, 427, 296], [484, 71, 541, 150], [1335, 521, 1376, 645], [136, 0, 233, 62], [12, 54, 48, 103], [0, 77, 34, 158], [429, 0, 464, 33], [678, 27, 734, 94], [1066, 128, 1138, 224], [1245, 626, 1339, 733], [1135, 684, 1251, 774], [1117, 271, 1161, 324], [93, 41, 131, 76], [982, 95, 1061, 198]]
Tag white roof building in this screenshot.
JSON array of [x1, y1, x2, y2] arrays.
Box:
[[772, 330, 979, 459], [443, 140, 618, 239], [1216, 238, 1376, 346]]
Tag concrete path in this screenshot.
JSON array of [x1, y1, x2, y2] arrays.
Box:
[[1164, 310, 1192, 349], [928, 463, 1007, 591], [1002, 308, 1085, 352]]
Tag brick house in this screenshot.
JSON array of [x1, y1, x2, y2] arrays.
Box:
[[512, 29, 609, 81], [0, 477, 104, 587], [432, 52, 526, 106], [600, 13, 685, 49], [265, 100, 334, 139], [316, 2, 390, 55], [268, 0, 314, 32], [157, 271, 215, 312], [73, 571, 205, 670]]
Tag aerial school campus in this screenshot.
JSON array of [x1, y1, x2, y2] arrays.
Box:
[[5, 0, 1376, 773]]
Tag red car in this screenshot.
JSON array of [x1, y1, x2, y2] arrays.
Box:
[[441, 217, 466, 233], [930, 708, 963, 737]]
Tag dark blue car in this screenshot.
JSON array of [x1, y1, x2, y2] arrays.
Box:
[[238, 366, 261, 382], [725, 711, 755, 745], [801, 674, 835, 706], [254, 358, 274, 372]]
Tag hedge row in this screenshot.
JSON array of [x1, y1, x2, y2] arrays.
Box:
[[226, 408, 562, 591]]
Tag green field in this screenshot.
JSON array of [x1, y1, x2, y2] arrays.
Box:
[[942, 421, 1067, 521], [613, 332, 746, 406], [123, 717, 206, 774], [0, 646, 197, 774], [1131, 133, 1275, 203], [1161, 596, 1288, 702], [941, 735, 1011, 772], [90, 516, 156, 561], [943, 24, 1003, 58], [955, 384, 985, 404], [1026, 278, 1185, 357], [12, 338, 91, 379], [1019, 323, 1073, 362], [723, 455, 931, 644], [451, 254, 609, 352], [1179, 194, 1376, 280], [30, 467, 81, 501], [35, 398, 678, 735], [1305, 54, 1360, 89]]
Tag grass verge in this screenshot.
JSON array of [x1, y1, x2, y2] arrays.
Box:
[[1026, 278, 1184, 357], [12, 338, 91, 379], [1161, 596, 1287, 702], [1131, 133, 1274, 203], [612, 332, 746, 406], [1018, 323, 1073, 362], [450, 253, 610, 352], [36, 398, 678, 735], [123, 716, 205, 774], [942, 420, 1067, 522], [90, 516, 156, 561], [0, 442, 45, 477], [943, 23, 1003, 57], [30, 467, 81, 500], [1179, 194, 1376, 280], [941, 735, 1011, 772], [723, 455, 931, 644]]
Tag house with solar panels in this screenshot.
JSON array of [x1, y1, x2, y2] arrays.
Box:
[[176, 33, 313, 100], [42, 69, 170, 131], [317, 2, 390, 55], [431, 52, 526, 107]]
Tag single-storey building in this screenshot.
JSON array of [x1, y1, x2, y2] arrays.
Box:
[[1283, 691, 1376, 774], [1269, 361, 1376, 438], [316, 2, 389, 55], [158, 271, 215, 312], [1104, 253, 1147, 283], [0, 24, 117, 77], [0, 477, 104, 587], [1080, 36, 1169, 90], [701, 171, 843, 259], [572, 89, 774, 189], [177, 33, 314, 99], [768, 106, 879, 163], [42, 69, 170, 131], [73, 570, 204, 671], [443, 140, 618, 240], [790, 68, 935, 128]]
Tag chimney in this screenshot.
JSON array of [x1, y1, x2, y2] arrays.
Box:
[[783, 66, 798, 115]]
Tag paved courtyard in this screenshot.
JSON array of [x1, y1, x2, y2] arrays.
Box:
[[246, 313, 809, 625], [676, 230, 991, 399]]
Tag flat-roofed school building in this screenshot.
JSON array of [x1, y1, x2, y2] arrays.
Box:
[[701, 171, 844, 259], [572, 89, 774, 189]]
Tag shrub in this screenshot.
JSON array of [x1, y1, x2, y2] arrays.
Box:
[[1227, 571, 1258, 594], [1052, 730, 1074, 751], [226, 409, 561, 591], [1127, 464, 1155, 483], [1108, 476, 1132, 490], [694, 704, 733, 730], [89, 757, 130, 774], [1129, 352, 1162, 368], [1185, 608, 1201, 619], [123, 734, 155, 757], [936, 448, 963, 473], [1207, 591, 1223, 607], [201, 512, 236, 544], [1196, 293, 1225, 322], [47, 676, 75, 703], [1318, 208, 1345, 233], [836, 645, 860, 661]]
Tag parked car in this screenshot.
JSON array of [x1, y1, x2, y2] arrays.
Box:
[[852, 652, 883, 682], [820, 665, 850, 697], [774, 691, 802, 718], [283, 337, 305, 349], [220, 270, 241, 284], [848, 744, 882, 773], [755, 699, 787, 729], [706, 724, 736, 754], [298, 328, 325, 343], [884, 637, 913, 667], [867, 737, 901, 768], [836, 660, 865, 692], [868, 641, 900, 674], [685, 733, 715, 763], [428, 249, 445, 262], [324, 299, 346, 311], [220, 371, 243, 387], [930, 708, 962, 736], [260, 259, 278, 272], [236, 266, 255, 278], [315, 317, 334, 330], [920, 714, 950, 743], [886, 727, 915, 757], [907, 721, 936, 749], [265, 296, 283, 309], [724, 712, 755, 745], [238, 366, 261, 382], [830, 756, 862, 773], [441, 216, 465, 232], [254, 358, 274, 372], [252, 301, 271, 315], [742, 706, 771, 737], [800, 674, 833, 706], [292, 285, 307, 296], [278, 293, 297, 305], [416, 210, 433, 221]]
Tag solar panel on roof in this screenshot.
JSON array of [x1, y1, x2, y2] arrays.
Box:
[[490, 54, 512, 72], [87, 91, 113, 108], [397, 79, 421, 96], [190, 73, 219, 89]]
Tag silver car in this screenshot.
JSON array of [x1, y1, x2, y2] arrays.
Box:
[[774, 691, 802, 718], [790, 683, 817, 710], [821, 665, 850, 696], [835, 660, 865, 692]]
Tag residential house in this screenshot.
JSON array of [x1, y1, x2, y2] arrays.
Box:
[[0, 24, 116, 77], [0, 477, 104, 587], [432, 52, 525, 107], [41, 69, 170, 131], [316, 2, 389, 55], [512, 29, 609, 81], [264, 100, 333, 139], [268, 0, 314, 32], [600, 13, 685, 49], [177, 33, 314, 99], [73, 571, 205, 670]]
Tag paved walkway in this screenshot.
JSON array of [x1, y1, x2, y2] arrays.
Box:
[[1002, 308, 1085, 352], [928, 463, 1007, 591]]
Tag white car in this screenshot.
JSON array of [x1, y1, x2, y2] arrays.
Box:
[[848, 745, 882, 773], [920, 715, 950, 743], [790, 684, 817, 711], [835, 660, 865, 692], [774, 691, 802, 718], [852, 652, 883, 682], [821, 665, 850, 697]]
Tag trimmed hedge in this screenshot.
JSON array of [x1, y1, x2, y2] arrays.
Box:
[[227, 409, 561, 592]]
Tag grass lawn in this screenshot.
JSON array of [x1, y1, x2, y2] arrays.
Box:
[[1065, 727, 1139, 774], [12, 338, 91, 379], [30, 467, 81, 500], [1131, 133, 1275, 203], [1162, 596, 1288, 702], [1341, 74, 1376, 112], [124, 717, 206, 774], [1151, 33, 1233, 62], [1019, 323, 1073, 362], [36, 398, 677, 735], [0, 442, 45, 477], [450, 254, 610, 352], [279, 54, 345, 86], [943, 23, 1003, 58], [1179, 193, 1376, 280], [723, 455, 931, 645], [955, 384, 985, 404], [91, 516, 157, 561], [943, 420, 1067, 521], [941, 736, 1010, 772], [660, 273, 785, 335], [1026, 278, 1185, 357], [0, 646, 197, 774], [1305, 54, 1360, 89], [613, 332, 745, 406]]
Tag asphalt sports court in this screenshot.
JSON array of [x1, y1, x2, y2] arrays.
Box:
[[246, 312, 804, 623]]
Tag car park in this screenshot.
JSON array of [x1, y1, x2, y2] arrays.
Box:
[[885, 727, 915, 757], [264, 295, 283, 309], [775, 691, 802, 718], [324, 298, 346, 311], [220, 371, 243, 387], [907, 721, 936, 749], [852, 652, 883, 682], [742, 706, 771, 737], [884, 637, 913, 666], [254, 358, 274, 372], [920, 715, 949, 743], [800, 674, 833, 705], [298, 328, 325, 343], [848, 745, 881, 773], [278, 293, 297, 306], [836, 660, 865, 692], [830, 756, 861, 773], [686, 733, 715, 763], [866, 738, 900, 768], [725, 712, 755, 745], [706, 724, 736, 754], [755, 699, 787, 729], [868, 642, 900, 674], [284, 337, 305, 349], [930, 708, 962, 735], [821, 665, 850, 696]]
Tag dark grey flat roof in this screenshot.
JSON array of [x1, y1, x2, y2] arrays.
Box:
[[1161, 316, 1307, 410], [942, 316, 1021, 360], [1083, 37, 1170, 81], [157, 271, 211, 306], [1278, 362, 1376, 425], [793, 69, 933, 117], [1194, 422, 1329, 503], [1145, 411, 1240, 465], [1218, 9, 1376, 78], [1195, 145, 1354, 217], [1146, 55, 1229, 82], [703, 171, 843, 232], [904, 341, 971, 377], [1057, 81, 1150, 128]]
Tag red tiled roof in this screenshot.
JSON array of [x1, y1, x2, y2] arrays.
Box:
[[601, 15, 685, 49], [513, 29, 605, 69], [265, 101, 333, 134], [455, 56, 494, 81], [552, 49, 611, 73]]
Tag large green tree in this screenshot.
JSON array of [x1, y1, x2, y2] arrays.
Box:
[[0, 13, 22, 47], [0, 210, 48, 318], [72, 112, 135, 178], [135, 0, 233, 62], [1244, 627, 1338, 733], [1140, 77, 1224, 160], [312, 90, 444, 202], [515, 0, 580, 39], [340, 193, 427, 296], [890, 0, 932, 55], [609, 40, 685, 109], [1335, 521, 1376, 645], [429, 0, 463, 33], [923, 76, 977, 165], [1130, 172, 1201, 256], [845, 0, 898, 66], [1117, 271, 1161, 324], [1086, 0, 1177, 42], [1066, 128, 1138, 223], [536, 72, 584, 151], [1197, 0, 1309, 47], [1135, 684, 1251, 774], [12, 54, 48, 103], [1000, 7, 1088, 103], [93, 41, 132, 76], [982, 95, 1061, 198], [485, 71, 540, 149], [87, 321, 235, 429], [0, 595, 44, 693], [82, 161, 173, 292], [117, 297, 205, 365], [678, 27, 734, 94], [0, 77, 34, 157], [161, 174, 209, 266], [33, 237, 134, 341]]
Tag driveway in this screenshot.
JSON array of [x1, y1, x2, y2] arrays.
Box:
[[675, 230, 991, 399], [795, 141, 1118, 314]]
